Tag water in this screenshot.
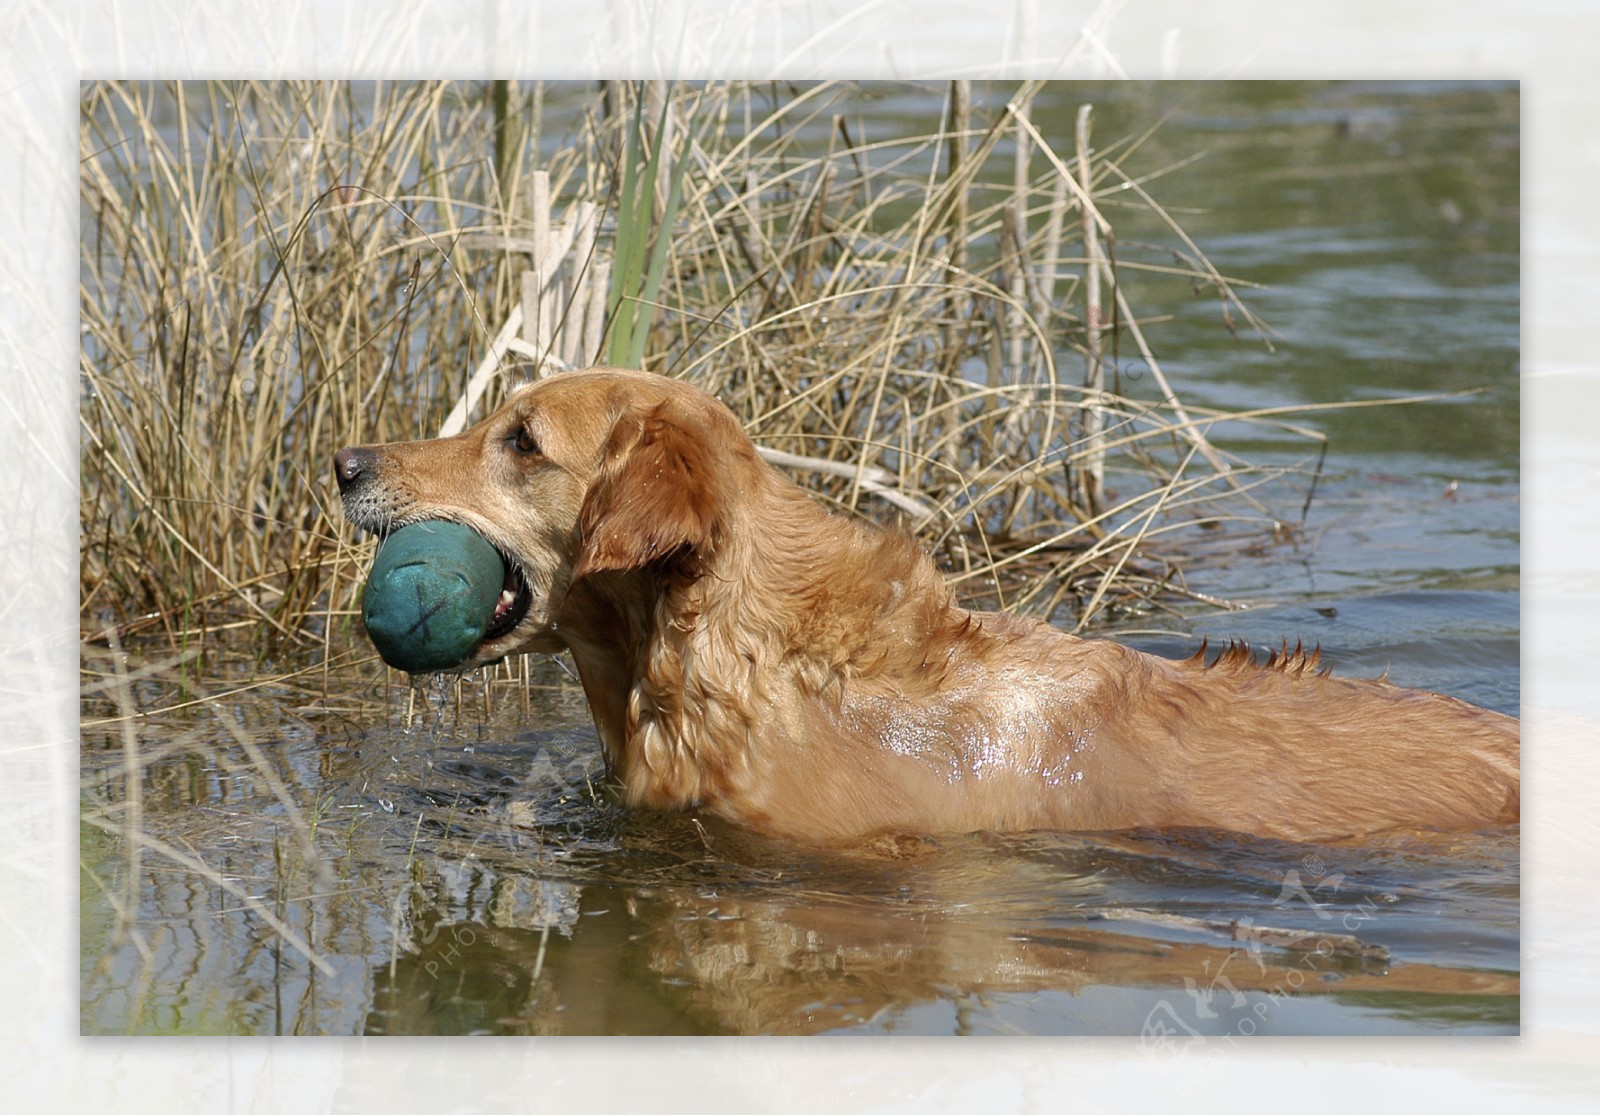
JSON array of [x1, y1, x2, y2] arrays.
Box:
[[80, 81, 1518, 1037]]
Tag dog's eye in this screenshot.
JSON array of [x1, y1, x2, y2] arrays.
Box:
[[509, 426, 541, 456]]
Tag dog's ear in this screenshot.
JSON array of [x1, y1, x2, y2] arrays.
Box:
[[573, 401, 725, 581]]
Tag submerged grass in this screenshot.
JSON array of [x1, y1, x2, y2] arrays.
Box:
[[80, 79, 1322, 667]]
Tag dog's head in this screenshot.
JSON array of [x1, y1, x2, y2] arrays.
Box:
[[335, 367, 756, 668]]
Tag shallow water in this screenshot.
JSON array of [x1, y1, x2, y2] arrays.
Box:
[[81, 667, 1519, 1038], [80, 81, 1518, 1037]]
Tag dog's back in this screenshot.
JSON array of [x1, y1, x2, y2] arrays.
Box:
[[717, 602, 1519, 842]]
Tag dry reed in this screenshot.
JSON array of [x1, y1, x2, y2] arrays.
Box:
[[79, 79, 1320, 663]]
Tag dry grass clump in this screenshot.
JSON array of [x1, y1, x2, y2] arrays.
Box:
[[79, 79, 1320, 658]]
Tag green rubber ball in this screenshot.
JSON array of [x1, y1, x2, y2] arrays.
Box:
[[362, 520, 505, 673]]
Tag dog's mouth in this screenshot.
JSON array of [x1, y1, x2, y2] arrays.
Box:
[[481, 557, 532, 645]]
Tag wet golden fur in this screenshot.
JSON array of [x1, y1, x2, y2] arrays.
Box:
[[336, 367, 1520, 844]]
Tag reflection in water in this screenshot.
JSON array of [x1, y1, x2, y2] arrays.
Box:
[[348, 752, 1517, 1037], [81, 677, 1519, 1037], [365, 828, 1517, 1036]]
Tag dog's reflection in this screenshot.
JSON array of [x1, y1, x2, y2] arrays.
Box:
[[366, 846, 1516, 1036]]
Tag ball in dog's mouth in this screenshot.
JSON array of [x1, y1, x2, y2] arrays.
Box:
[[361, 520, 528, 673]]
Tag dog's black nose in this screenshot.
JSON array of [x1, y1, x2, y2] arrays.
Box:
[[334, 446, 371, 491]]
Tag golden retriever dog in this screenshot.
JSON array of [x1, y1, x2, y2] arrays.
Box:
[[336, 367, 1519, 844]]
